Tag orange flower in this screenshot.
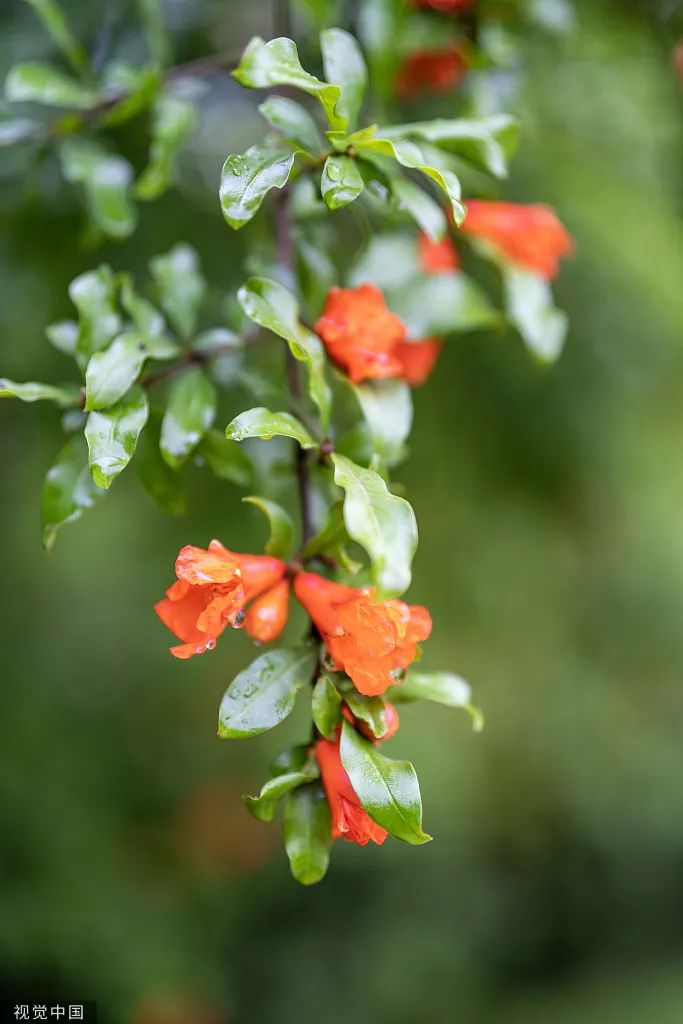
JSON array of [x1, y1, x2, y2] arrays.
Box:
[[294, 572, 432, 696], [155, 540, 287, 658], [419, 232, 460, 274], [394, 339, 442, 386], [396, 47, 467, 97], [243, 578, 290, 645], [315, 731, 388, 846], [315, 284, 406, 384], [461, 200, 574, 279]]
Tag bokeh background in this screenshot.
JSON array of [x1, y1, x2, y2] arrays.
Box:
[[1, 0, 683, 1021]]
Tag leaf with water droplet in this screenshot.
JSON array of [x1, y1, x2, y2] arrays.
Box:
[[220, 144, 296, 230], [320, 154, 364, 211], [218, 646, 318, 739]]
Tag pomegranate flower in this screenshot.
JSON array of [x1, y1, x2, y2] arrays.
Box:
[[315, 731, 389, 846], [315, 284, 441, 386], [461, 200, 574, 280], [155, 540, 287, 658], [396, 46, 467, 97], [419, 232, 460, 275], [294, 572, 432, 696]]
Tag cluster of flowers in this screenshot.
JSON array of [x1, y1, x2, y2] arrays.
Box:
[[157, 196, 572, 847]]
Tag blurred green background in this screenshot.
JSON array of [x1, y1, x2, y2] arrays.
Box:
[[1, 1, 683, 1021]]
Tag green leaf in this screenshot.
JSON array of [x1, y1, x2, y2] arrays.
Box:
[[233, 36, 343, 130], [84, 333, 146, 411], [135, 0, 171, 66], [101, 63, 162, 127], [348, 232, 417, 291], [388, 273, 499, 337], [0, 378, 78, 407], [320, 154, 364, 211], [311, 674, 342, 739], [242, 496, 294, 558], [237, 277, 331, 430], [0, 117, 39, 145], [394, 670, 483, 731], [136, 92, 197, 200], [340, 720, 431, 844], [504, 266, 567, 363], [61, 138, 137, 239], [344, 690, 389, 739], [218, 645, 317, 739], [300, 500, 362, 574], [382, 114, 519, 179], [331, 453, 417, 597], [150, 243, 205, 340], [271, 744, 309, 776], [41, 435, 105, 551], [320, 27, 367, 131], [46, 320, 78, 358], [283, 782, 332, 885], [23, 0, 88, 76], [69, 265, 121, 362], [120, 277, 166, 338], [220, 144, 295, 230], [84, 386, 149, 489], [351, 379, 412, 467], [159, 366, 216, 469], [245, 770, 315, 822], [389, 176, 447, 242], [197, 429, 252, 485], [356, 136, 465, 225], [258, 95, 323, 154], [135, 408, 185, 515], [226, 407, 317, 449], [5, 61, 97, 108]]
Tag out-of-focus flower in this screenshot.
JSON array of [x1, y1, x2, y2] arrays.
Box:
[[155, 540, 287, 658], [131, 995, 229, 1024], [394, 339, 443, 386], [315, 731, 388, 846], [396, 46, 467, 97], [294, 572, 432, 696], [419, 232, 461, 274], [413, 0, 473, 10], [315, 284, 406, 384], [461, 200, 574, 279]]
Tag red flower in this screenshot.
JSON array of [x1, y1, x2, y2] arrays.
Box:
[[394, 339, 442, 386], [243, 578, 290, 645], [155, 540, 287, 658], [413, 0, 473, 10], [461, 200, 574, 279], [294, 572, 432, 696], [396, 47, 467, 97], [315, 731, 388, 846], [419, 232, 460, 275]]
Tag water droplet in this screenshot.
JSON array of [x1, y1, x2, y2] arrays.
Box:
[[230, 157, 247, 176], [327, 164, 341, 182], [205, 638, 217, 651]]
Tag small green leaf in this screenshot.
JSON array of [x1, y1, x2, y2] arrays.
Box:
[[258, 95, 323, 154], [69, 265, 121, 362], [101, 63, 162, 127], [135, 408, 185, 515], [220, 144, 295, 230], [84, 333, 146, 411], [226, 407, 317, 449], [348, 232, 417, 291], [136, 92, 197, 200], [504, 265, 567, 363], [136, 0, 171, 66], [394, 670, 483, 731], [160, 367, 216, 468], [242, 496, 294, 558], [389, 273, 499, 338], [382, 114, 519, 179], [46, 320, 79, 358], [233, 35, 343, 130], [84, 386, 148, 489], [320, 27, 368, 131], [218, 646, 317, 739], [356, 136, 465, 225], [320, 154, 364, 211], [120, 277, 166, 338], [0, 378, 78, 407], [150, 243, 205, 340], [389, 176, 447, 242], [312, 674, 342, 739], [23, 0, 88, 76], [300, 500, 362, 574], [283, 782, 332, 885], [60, 138, 137, 239], [351, 378, 412, 467], [271, 744, 308, 776], [41, 435, 105, 551], [245, 770, 315, 822], [237, 277, 331, 430], [197, 429, 252, 485], [5, 61, 97, 108], [331, 453, 417, 597], [340, 720, 431, 844], [344, 690, 388, 739]]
